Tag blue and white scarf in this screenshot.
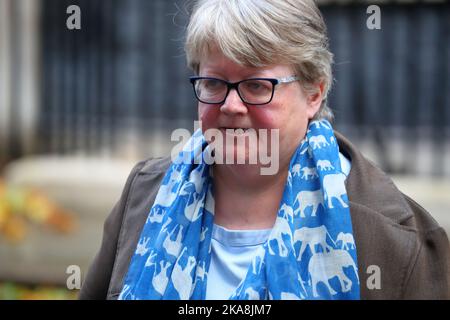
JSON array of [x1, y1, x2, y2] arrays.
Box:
[[119, 120, 360, 300]]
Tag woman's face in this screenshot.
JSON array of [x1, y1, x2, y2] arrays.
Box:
[[197, 48, 323, 173]]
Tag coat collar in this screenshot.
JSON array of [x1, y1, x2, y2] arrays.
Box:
[[335, 131, 413, 225]]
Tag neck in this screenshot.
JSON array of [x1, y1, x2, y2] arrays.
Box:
[[212, 161, 289, 230]]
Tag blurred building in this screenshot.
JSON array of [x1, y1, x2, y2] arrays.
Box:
[[0, 0, 449, 294], [0, 0, 449, 175]]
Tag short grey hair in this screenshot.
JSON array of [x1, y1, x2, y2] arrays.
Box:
[[185, 0, 334, 122]]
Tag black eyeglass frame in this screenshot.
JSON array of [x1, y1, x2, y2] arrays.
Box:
[[189, 76, 300, 106]]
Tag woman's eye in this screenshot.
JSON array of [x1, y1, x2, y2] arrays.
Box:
[[244, 80, 269, 92], [248, 82, 261, 90], [204, 79, 222, 89]]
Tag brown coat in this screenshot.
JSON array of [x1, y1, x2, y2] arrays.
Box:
[[79, 132, 450, 300]]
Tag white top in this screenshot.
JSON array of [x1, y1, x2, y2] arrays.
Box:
[[205, 152, 352, 300]]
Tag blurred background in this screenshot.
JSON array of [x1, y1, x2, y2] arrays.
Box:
[[0, 0, 449, 299]]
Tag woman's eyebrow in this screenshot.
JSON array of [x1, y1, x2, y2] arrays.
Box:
[[200, 70, 277, 80]]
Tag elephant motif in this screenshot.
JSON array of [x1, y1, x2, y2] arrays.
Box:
[[336, 232, 356, 250], [329, 136, 336, 145], [152, 260, 171, 296], [147, 207, 165, 224], [200, 226, 208, 242], [251, 248, 266, 275], [280, 272, 308, 299], [267, 217, 292, 257], [300, 145, 313, 159], [204, 187, 215, 214], [180, 187, 203, 222], [294, 189, 324, 217], [312, 120, 332, 130], [309, 135, 330, 149], [163, 225, 184, 257], [154, 179, 180, 208], [287, 171, 293, 188], [322, 173, 349, 209], [293, 225, 334, 261], [317, 160, 334, 171], [135, 237, 151, 256], [280, 291, 302, 300], [301, 167, 319, 180], [308, 249, 358, 297], [244, 287, 260, 300], [191, 260, 207, 297], [118, 284, 135, 300], [188, 165, 204, 194], [145, 250, 158, 268], [292, 164, 301, 177], [279, 203, 295, 223], [172, 252, 196, 300], [195, 260, 207, 282]]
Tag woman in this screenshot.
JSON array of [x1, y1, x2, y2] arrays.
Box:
[[80, 0, 449, 300]]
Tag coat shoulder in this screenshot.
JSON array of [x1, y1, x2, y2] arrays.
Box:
[[335, 131, 449, 299], [139, 156, 172, 174]]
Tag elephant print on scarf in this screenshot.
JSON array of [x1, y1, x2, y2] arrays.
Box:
[[135, 237, 150, 256], [172, 252, 196, 300], [145, 250, 158, 268], [120, 121, 360, 300], [301, 167, 319, 180], [200, 226, 208, 242], [329, 136, 336, 145], [204, 187, 215, 214], [308, 249, 358, 297], [196, 260, 207, 281], [294, 190, 324, 217], [152, 261, 171, 296], [267, 217, 293, 257], [336, 232, 356, 250], [322, 173, 349, 209], [280, 291, 302, 300], [309, 135, 330, 149], [180, 186, 203, 222], [154, 174, 181, 208], [313, 120, 332, 130], [251, 248, 266, 275], [163, 225, 184, 257], [279, 203, 295, 223], [287, 171, 293, 188], [292, 164, 301, 177], [244, 287, 260, 300], [293, 225, 334, 261], [188, 165, 204, 194], [317, 160, 334, 171], [147, 207, 165, 224]]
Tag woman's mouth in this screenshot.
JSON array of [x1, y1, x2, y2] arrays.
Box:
[[220, 127, 251, 135]]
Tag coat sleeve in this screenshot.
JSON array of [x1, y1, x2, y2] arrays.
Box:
[[402, 226, 450, 299], [78, 161, 146, 300]]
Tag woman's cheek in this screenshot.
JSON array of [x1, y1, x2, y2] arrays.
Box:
[[198, 105, 219, 131], [248, 108, 279, 130], [250, 107, 294, 154]]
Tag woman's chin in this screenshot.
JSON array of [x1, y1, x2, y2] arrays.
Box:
[[219, 145, 257, 165]]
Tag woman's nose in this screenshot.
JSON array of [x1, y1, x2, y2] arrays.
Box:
[[220, 89, 248, 115]]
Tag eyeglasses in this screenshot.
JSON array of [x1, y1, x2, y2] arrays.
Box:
[[189, 76, 300, 105]]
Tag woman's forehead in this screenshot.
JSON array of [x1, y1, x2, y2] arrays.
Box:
[[199, 47, 294, 76]]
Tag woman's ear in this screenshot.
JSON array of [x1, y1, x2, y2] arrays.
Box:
[[306, 81, 325, 120]]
